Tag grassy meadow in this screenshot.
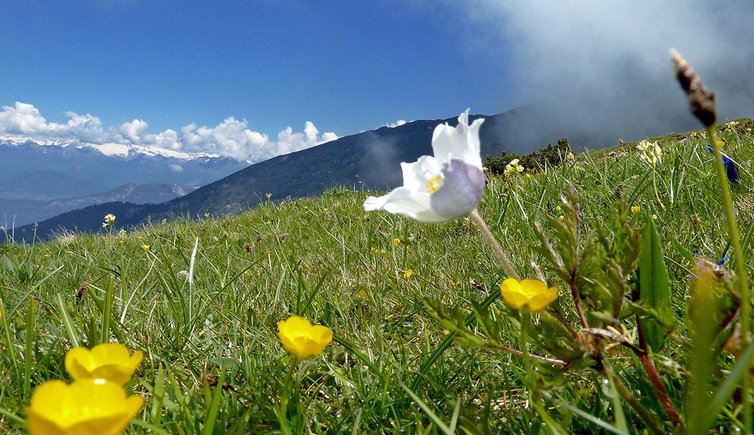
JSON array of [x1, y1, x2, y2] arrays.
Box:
[[1, 119, 754, 433]]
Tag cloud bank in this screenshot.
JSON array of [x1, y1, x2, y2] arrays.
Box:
[[0, 102, 338, 162], [457, 0, 754, 147]]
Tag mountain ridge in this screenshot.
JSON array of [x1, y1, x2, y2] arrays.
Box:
[[4, 105, 699, 242], [0, 137, 249, 225]]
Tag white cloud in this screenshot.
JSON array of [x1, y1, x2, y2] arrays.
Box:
[[321, 131, 339, 142], [119, 119, 149, 143], [385, 120, 407, 128], [0, 102, 57, 135], [0, 102, 339, 162], [64, 112, 107, 143], [455, 0, 754, 126]]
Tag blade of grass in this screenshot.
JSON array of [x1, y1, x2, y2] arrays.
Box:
[[1, 300, 21, 388], [448, 396, 461, 433], [532, 398, 569, 435], [332, 334, 383, 378], [399, 382, 453, 435], [603, 368, 629, 434], [56, 293, 79, 347], [23, 298, 35, 398], [411, 285, 500, 390], [187, 237, 199, 327], [0, 406, 25, 427], [101, 276, 114, 344], [151, 364, 166, 426], [129, 419, 172, 435], [538, 391, 625, 434], [702, 337, 754, 429], [203, 361, 227, 435]]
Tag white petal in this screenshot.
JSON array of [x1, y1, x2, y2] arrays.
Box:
[[430, 159, 485, 220], [431, 110, 484, 169], [401, 156, 442, 193], [364, 188, 447, 223]]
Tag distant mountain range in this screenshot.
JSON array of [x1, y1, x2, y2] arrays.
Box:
[[0, 183, 192, 229], [3, 104, 699, 242], [0, 136, 248, 226]]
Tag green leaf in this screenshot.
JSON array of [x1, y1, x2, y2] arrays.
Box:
[[638, 219, 672, 351]]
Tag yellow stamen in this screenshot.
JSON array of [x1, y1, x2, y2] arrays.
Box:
[[426, 175, 443, 193]]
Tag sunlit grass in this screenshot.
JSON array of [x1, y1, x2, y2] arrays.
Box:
[[0, 119, 753, 433]]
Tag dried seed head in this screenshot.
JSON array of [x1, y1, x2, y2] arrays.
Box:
[[671, 48, 716, 126], [576, 330, 603, 359]]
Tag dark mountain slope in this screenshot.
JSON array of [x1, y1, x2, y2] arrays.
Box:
[[6, 104, 691, 242]]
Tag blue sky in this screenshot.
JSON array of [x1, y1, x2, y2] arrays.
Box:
[[2, 1, 753, 161], [0, 2, 510, 142]]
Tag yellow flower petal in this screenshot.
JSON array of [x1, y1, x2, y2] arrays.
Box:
[[500, 278, 558, 312], [65, 343, 143, 385], [277, 316, 333, 359], [27, 379, 143, 435]]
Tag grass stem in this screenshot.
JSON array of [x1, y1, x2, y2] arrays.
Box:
[[707, 126, 751, 433], [469, 209, 520, 280]]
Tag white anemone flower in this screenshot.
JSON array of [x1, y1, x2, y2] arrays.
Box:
[[363, 110, 485, 223]]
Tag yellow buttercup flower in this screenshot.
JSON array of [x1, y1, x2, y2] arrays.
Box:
[[65, 343, 143, 385], [500, 278, 558, 312], [277, 316, 333, 359], [631, 205, 641, 214], [27, 379, 143, 435]]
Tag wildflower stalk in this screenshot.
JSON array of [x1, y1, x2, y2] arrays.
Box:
[[651, 167, 665, 210], [489, 343, 566, 366], [688, 265, 717, 434], [636, 320, 683, 428], [469, 209, 520, 280], [519, 311, 533, 389], [706, 125, 751, 432], [276, 356, 299, 435], [673, 48, 751, 431], [568, 271, 589, 329]]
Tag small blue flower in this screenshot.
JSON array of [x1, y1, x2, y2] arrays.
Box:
[[722, 155, 740, 184], [705, 144, 740, 185], [687, 254, 728, 281]]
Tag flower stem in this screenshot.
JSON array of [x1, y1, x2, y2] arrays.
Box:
[[469, 209, 520, 280], [569, 272, 589, 329], [707, 126, 751, 433], [490, 343, 566, 366], [277, 356, 298, 435], [652, 168, 666, 210], [520, 311, 533, 389], [641, 353, 683, 428]]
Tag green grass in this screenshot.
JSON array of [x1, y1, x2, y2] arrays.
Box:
[[1, 119, 753, 433]]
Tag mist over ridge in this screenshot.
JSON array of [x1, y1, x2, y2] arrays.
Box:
[[455, 0, 754, 147]]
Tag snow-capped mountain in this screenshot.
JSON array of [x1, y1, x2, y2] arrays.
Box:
[[0, 136, 248, 226], [0, 134, 225, 160]]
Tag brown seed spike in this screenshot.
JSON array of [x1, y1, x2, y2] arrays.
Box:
[[670, 48, 716, 127]]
